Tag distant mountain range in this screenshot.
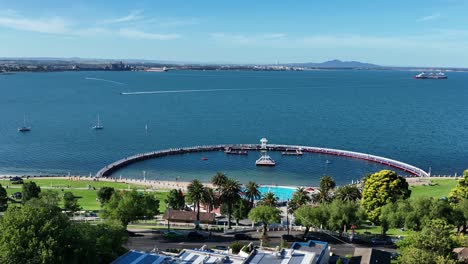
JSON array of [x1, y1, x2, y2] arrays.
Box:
[[287, 59, 381, 68]]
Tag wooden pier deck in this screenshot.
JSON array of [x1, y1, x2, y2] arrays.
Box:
[[95, 144, 430, 178]]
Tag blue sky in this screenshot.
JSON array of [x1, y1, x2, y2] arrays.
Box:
[[1, 0, 468, 67]]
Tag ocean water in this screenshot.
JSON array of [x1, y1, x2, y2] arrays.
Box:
[[0, 70, 467, 186]]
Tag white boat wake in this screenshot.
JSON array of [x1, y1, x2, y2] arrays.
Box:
[[85, 77, 126, 85], [120, 88, 282, 95]]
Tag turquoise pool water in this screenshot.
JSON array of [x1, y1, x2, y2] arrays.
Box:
[[258, 186, 296, 201]]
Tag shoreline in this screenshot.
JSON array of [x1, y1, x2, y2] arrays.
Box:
[[0, 174, 460, 190]]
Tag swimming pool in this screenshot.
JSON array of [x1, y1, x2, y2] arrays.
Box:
[[258, 186, 297, 201]]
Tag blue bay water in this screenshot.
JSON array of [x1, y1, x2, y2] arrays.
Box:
[[0, 70, 467, 186]]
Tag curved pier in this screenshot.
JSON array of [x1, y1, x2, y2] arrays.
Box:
[[96, 144, 429, 178]]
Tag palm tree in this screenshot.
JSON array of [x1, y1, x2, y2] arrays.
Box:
[[260, 192, 278, 207], [245, 181, 261, 208], [186, 179, 206, 227], [219, 178, 241, 229], [211, 172, 228, 189], [288, 187, 311, 213], [334, 185, 361, 202], [312, 189, 332, 204], [202, 187, 216, 213], [319, 176, 336, 193]]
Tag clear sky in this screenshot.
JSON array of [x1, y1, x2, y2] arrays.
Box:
[[1, 0, 468, 67]]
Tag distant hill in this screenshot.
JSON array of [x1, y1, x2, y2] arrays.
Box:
[[289, 59, 381, 68]]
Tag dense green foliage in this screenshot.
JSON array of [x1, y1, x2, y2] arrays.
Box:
[[397, 219, 458, 264], [165, 189, 185, 210], [294, 200, 362, 236], [97, 187, 115, 205], [248, 205, 281, 235], [361, 170, 410, 223], [288, 187, 311, 213], [63, 192, 81, 214], [221, 198, 251, 225], [22, 181, 41, 203], [334, 185, 361, 202], [448, 169, 468, 204], [101, 189, 160, 227], [244, 181, 261, 208], [0, 184, 7, 212], [312, 176, 336, 204], [0, 196, 127, 264]]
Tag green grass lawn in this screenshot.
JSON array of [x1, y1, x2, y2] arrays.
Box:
[[1, 178, 168, 212], [410, 179, 458, 199], [0, 178, 145, 189]]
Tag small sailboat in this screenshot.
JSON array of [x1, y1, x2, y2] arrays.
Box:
[[92, 115, 103, 130], [145, 124, 148, 132], [18, 115, 31, 132]]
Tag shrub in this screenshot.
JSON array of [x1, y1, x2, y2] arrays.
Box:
[[230, 241, 244, 254]]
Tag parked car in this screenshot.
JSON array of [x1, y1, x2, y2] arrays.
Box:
[[163, 231, 184, 239], [234, 233, 252, 240], [187, 231, 205, 240], [10, 192, 22, 199]]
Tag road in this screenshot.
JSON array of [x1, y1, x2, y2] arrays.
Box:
[[125, 228, 397, 257]]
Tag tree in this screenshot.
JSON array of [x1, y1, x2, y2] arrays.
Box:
[[327, 200, 362, 233], [244, 181, 261, 208], [0, 184, 7, 212], [334, 185, 361, 202], [294, 204, 328, 237], [97, 187, 115, 205], [22, 181, 41, 203], [39, 190, 60, 207], [202, 187, 216, 213], [319, 175, 336, 193], [186, 179, 206, 226], [380, 197, 465, 235], [312, 189, 333, 204], [165, 189, 185, 210], [0, 195, 128, 264], [101, 190, 160, 227], [397, 219, 458, 264], [248, 205, 281, 236], [63, 192, 81, 215], [361, 170, 410, 223], [288, 187, 311, 213], [448, 169, 468, 204], [211, 172, 228, 189], [219, 178, 241, 229], [260, 191, 278, 207]]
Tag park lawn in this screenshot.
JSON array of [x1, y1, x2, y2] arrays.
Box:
[[4, 184, 168, 212], [410, 179, 458, 199], [354, 224, 407, 237], [0, 178, 145, 189]]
